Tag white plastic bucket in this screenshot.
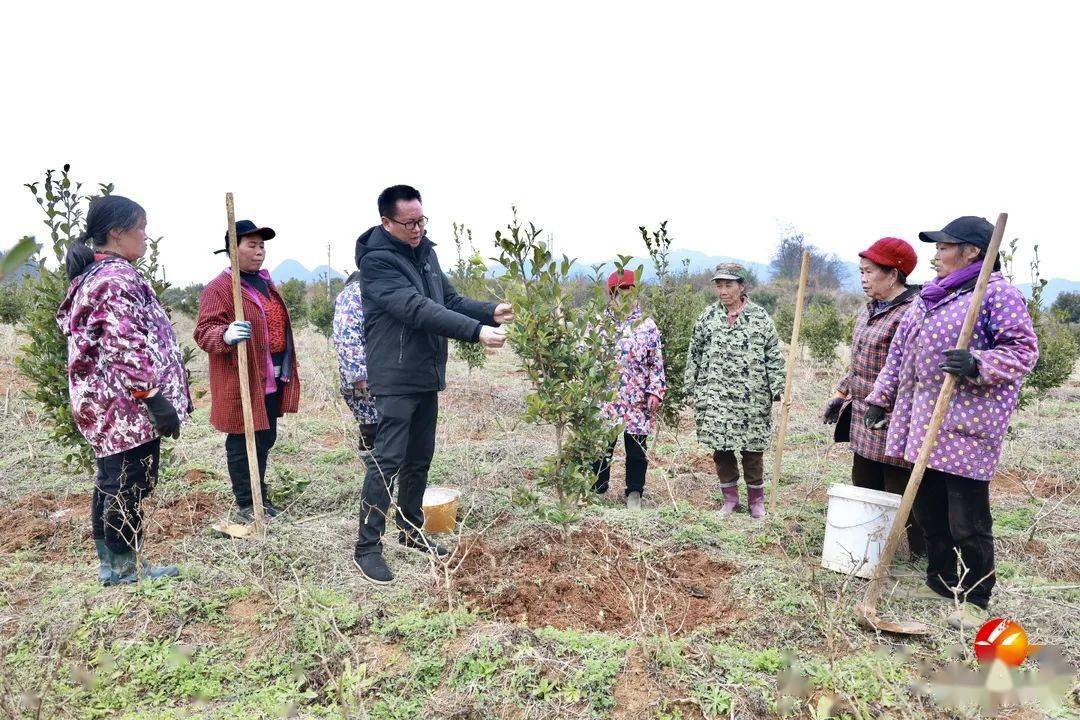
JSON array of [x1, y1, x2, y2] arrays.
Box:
[[821, 484, 901, 579]]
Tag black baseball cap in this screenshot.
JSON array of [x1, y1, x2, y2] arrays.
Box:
[[215, 219, 276, 254], [918, 216, 993, 251]]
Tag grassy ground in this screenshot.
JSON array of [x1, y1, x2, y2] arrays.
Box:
[[0, 317, 1077, 719]]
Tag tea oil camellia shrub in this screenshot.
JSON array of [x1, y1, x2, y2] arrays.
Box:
[[279, 278, 308, 327], [16, 165, 182, 471], [309, 283, 336, 340], [802, 301, 845, 364], [773, 300, 795, 344], [1001, 238, 1080, 406], [494, 210, 634, 530], [451, 222, 489, 377], [640, 221, 706, 428], [0, 279, 29, 324], [1051, 290, 1080, 324], [160, 283, 203, 317]]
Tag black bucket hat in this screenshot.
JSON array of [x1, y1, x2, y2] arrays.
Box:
[[918, 216, 993, 251], [215, 219, 276, 254]]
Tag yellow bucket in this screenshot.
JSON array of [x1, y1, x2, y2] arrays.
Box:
[[422, 486, 461, 534]]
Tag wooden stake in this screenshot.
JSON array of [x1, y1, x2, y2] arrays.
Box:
[[226, 193, 266, 534], [769, 250, 810, 512], [855, 212, 1008, 635]]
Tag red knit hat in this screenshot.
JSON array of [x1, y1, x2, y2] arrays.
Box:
[[859, 237, 917, 276], [607, 269, 636, 293]]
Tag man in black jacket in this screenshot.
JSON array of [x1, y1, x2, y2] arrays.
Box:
[[353, 184, 512, 584]]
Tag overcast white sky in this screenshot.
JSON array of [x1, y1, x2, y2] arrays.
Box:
[[2, 1, 1077, 286]]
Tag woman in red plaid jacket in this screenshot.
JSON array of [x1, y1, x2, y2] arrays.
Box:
[[194, 221, 301, 522], [824, 237, 924, 556]]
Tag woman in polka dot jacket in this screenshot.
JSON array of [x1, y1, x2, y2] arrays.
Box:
[[864, 216, 1038, 629]]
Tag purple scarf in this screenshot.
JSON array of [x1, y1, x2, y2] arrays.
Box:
[[920, 262, 981, 306]]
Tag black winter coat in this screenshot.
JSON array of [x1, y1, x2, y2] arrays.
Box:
[[356, 226, 496, 395]]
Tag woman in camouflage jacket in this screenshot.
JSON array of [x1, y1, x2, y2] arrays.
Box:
[[685, 263, 784, 518]]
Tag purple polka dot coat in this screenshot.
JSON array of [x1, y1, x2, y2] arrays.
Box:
[[866, 272, 1038, 481]]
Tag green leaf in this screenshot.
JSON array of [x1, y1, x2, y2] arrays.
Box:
[[0, 237, 39, 281]]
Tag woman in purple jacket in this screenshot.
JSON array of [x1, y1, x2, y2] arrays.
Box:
[[57, 195, 190, 586], [864, 216, 1038, 629]]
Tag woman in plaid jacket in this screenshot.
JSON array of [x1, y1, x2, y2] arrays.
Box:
[[824, 237, 924, 555], [194, 221, 300, 522]]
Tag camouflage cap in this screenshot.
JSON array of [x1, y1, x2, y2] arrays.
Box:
[[712, 262, 746, 282]]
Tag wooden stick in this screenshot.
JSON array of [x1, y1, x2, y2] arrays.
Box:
[[769, 250, 810, 512], [858, 212, 1008, 620], [226, 193, 266, 534]]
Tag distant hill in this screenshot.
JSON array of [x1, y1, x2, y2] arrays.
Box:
[[1017, 278, 1080, 306], [581, 249, 861, 292], [270, 260, 345, 284], [270, 251, 1078, 302], [486, 247, 862, 293]]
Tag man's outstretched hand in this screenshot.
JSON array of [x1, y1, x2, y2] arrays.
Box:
[[479, 325, 508, 348], [494, 303, 515, 324]]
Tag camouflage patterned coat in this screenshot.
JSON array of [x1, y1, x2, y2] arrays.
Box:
[[684, 300, 785, 452]]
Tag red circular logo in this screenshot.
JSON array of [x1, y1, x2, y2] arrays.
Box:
[[973, 618, 1030, 667]]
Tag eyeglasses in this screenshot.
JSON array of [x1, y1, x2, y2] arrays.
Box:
[[386, 215, 429, 232]]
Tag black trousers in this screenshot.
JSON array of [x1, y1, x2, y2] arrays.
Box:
[[913, 468, 995, 609], [851, 453, 926, 557], [225, 382, 282, 508], [355, 392, 438, 557], [91, 438, 160, 554], [592, 433, 648, 496]]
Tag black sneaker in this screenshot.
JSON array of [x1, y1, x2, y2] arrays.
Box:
[[398, 533, 450, 558], [354, 553, 394, 585], [232, 506, 255, 524], [233, 505, 278, 523]]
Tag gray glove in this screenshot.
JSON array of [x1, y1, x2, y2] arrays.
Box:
[[224, 321, 251, 346]]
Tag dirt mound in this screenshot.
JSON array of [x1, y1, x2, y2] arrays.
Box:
[[0, 489, 224, 557], [0, 492, 91, 555], [993, 468, 1074, 498], [453, 523, 738, 634], [144, 491, 227, 540]]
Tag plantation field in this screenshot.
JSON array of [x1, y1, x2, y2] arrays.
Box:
[[0, 317, 1078, 719]]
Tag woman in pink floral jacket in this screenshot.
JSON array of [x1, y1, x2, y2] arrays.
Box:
[[592, 270, 666, 510], [57, 195, 189, 586]]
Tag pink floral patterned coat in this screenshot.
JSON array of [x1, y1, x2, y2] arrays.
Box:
[[601, 309, 666, 436], [56, 256, 190, 458]]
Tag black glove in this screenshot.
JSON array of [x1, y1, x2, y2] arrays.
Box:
[[773, 393, 782, 402], [940, 349, 979, 378], [142, 392, 181, 439], [863, 404, 887, 431], [823, 396, 845, 424], [358, 423, 377, 452]]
